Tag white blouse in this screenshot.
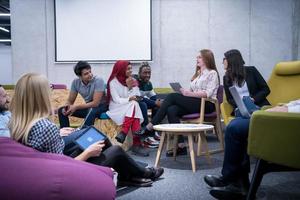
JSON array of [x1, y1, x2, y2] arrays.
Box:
[[189, 68, 219, 99]]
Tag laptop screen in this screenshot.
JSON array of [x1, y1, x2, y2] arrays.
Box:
[[75, 127, 107, 150], [169, 82, 182, 93]]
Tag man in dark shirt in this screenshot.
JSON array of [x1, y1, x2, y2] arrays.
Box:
[[134, 62, 161, 127], [133, 63, 161, 147], [58, 61, 107, 128]]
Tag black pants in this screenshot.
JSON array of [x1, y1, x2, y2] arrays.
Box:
[[151, 93, 215, 142], [221, 117, 250, 182], [63, 131, 146, 180], [87, 146, 146, 180], [58, 104, 108, 128]]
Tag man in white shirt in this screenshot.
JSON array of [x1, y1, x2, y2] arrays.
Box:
[[0, 85, 11, 137]]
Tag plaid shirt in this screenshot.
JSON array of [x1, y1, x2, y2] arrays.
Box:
[[28, 118, 64, 154], [0, 111, 11, 137]]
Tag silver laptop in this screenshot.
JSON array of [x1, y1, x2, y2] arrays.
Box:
[[169, 82, 182, 93], [229, 86, 251, 118]]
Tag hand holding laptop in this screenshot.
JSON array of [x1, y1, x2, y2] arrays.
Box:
[[60, 127, 75, 137], [84, 141, 105, 158]]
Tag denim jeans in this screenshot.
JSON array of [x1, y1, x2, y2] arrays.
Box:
[[58, 103, 108, 128], [221, 117, 250, 181], [138, 95, 158, 127]]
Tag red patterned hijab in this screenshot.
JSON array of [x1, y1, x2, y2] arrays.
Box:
[[106, 60, 130, 101]]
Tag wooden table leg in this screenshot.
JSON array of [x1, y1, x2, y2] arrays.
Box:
[[166, 133, 170, 151], [154, 131, 166, 167], [197, 132, 202, 156], [173, 134, 178, 161], [200, 131, 211, 164], [188, 134, 196, 172]]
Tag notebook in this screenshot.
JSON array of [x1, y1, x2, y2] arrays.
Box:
[[169, 82, 182, 93], [229, 86, 251, 118]]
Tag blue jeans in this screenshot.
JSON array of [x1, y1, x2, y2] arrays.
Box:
[[139, 95, 158, 127], [58, 103, 108, 128], [221, 117, 250, 181]]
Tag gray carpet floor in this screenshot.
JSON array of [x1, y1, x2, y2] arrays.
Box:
[[116, 134, 300, 200]]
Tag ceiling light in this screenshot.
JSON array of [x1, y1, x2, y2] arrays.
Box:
[[0, 39, 11, 42], [0, 27, 9, 32], [0, 14, 10, 17]]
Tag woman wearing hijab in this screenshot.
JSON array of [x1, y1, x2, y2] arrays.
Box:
[[106, 60, 149, 157]]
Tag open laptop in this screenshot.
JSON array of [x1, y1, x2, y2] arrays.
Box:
[[169, 82, 182, 93], [229, 86, 251, 118]]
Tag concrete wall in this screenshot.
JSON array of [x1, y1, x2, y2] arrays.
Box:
[[0, 45, 12, 84], [10, 0, 299, 88]]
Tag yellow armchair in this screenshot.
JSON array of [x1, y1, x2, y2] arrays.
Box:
[[267, 60, 300, 105]]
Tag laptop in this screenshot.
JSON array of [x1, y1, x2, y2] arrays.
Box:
[[229, 86, 251, 118], [169, 82, 182, 93], [74, 126, 111, 151]]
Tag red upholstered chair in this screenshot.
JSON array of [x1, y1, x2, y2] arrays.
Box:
[[181, 85, 224, 156]]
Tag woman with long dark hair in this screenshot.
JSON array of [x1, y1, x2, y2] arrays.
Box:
[[223, 49, 270, 115], [204, 49, 270, 199]]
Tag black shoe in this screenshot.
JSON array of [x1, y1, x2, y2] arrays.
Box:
[[145, 167, 164, 181], [117, 177, 153, 187], [140, 127, 155, 136], [115, 132, 126, 144], [209, 183, 248, 200], [131, 145, 150, 157], [133, 129, 144, 135], [204, 175, 229, 187], [166, 147, 187, 157]]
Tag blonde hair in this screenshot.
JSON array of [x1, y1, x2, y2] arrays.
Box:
[[9, 73, 52, 144]]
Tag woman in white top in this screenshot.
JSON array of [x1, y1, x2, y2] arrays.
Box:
[[106, 60, 149, 156], [143, 49, 220, 156]]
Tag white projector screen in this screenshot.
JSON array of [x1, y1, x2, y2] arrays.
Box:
[[54, 0, 152, 62]]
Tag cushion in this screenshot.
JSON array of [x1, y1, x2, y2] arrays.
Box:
[[181, 113, 200, 119], [275, 61, 300, 76], [50, 83, 67, 89], [181, 112, 217, 120], [99, 112, 110, 120], [0, 137, 116, 200]]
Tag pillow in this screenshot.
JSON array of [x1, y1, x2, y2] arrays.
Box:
[[275, 61, 300, 76]]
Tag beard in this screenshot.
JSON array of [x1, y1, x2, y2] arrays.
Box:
[[0, 104, 8, 113]]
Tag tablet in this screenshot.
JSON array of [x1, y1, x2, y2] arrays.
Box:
[[169, 82, 182, 93], [229, 86, 251, 118], [74, 126, 110, 150]]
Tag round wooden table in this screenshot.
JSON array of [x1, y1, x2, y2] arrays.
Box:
[[153, 123, 214, 172]]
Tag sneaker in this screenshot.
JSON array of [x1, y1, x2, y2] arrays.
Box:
[[115, 131, 126, 144], [131, 145, 150, 157], [145, 137, 160, 145], [140, 127, 155, 136], [166, 146, 187, 157], [154, 131, 161, 141], [143, 141, 158, 149]]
